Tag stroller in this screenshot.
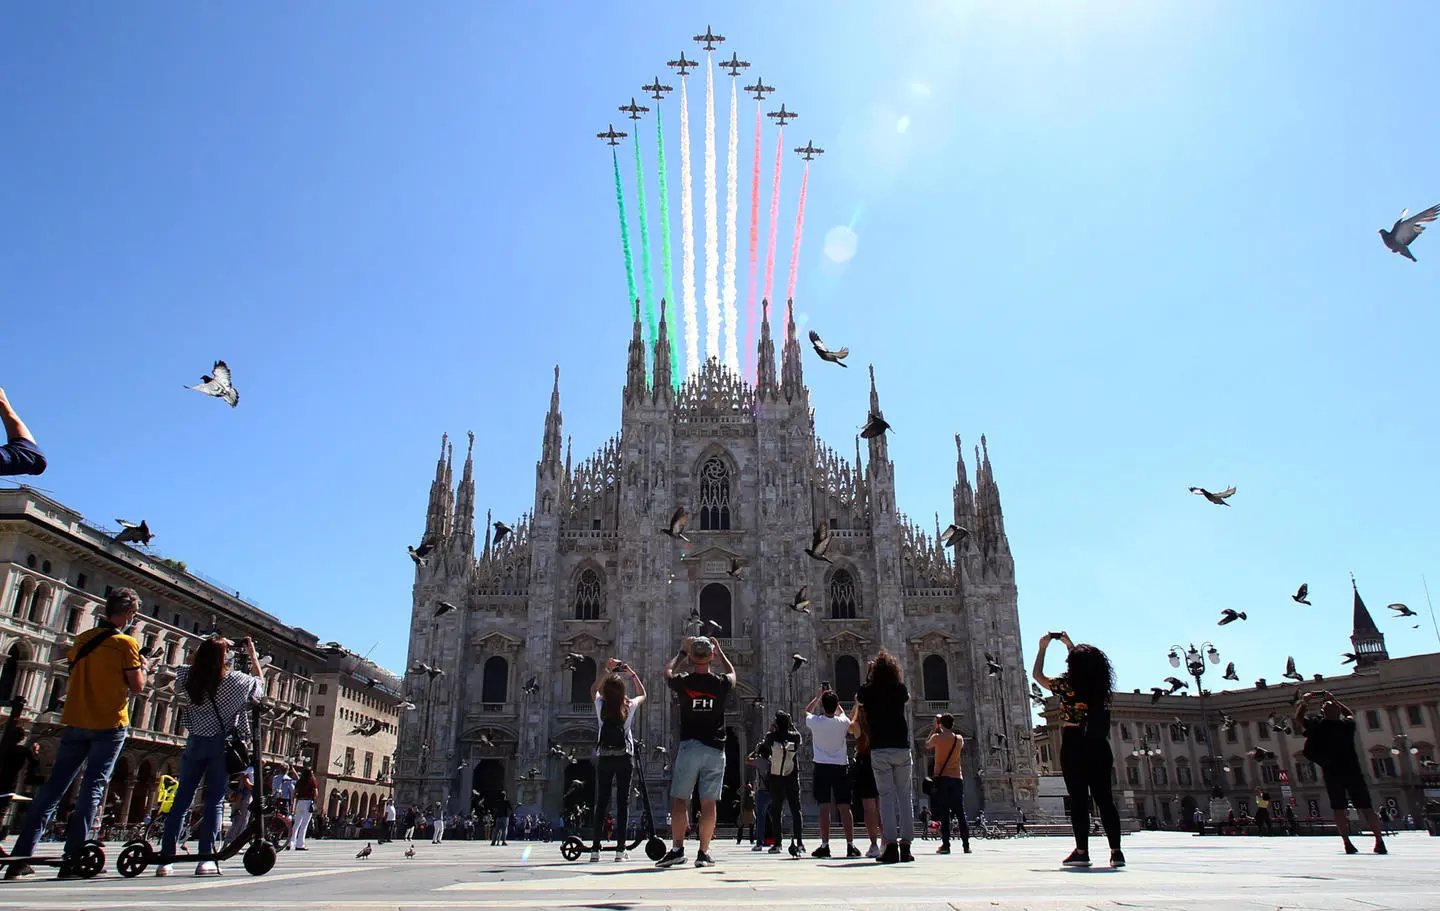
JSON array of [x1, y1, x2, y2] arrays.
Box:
[[560, 740, 666, 862]]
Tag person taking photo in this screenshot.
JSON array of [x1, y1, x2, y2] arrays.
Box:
[[659, 636, 735, 869]]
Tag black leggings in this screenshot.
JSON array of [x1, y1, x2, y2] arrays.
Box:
[[1060, 727, 1121, 852], [767, 774, 802, 843], [592, 755, 632, 851]]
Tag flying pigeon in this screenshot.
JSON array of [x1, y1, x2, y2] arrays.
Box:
[[399, 701, 417, 711], [790, 654, 808, 673], [727, 558, 745, 580], [405, 846, 415, 858], [561, 652, 586, 671], [860, 411, 892, 439], [1340, 652, 1357, 665], [1222, 662, 1240, 681], [939, 524, 970, 548], [408, 537, 437, 567], [1379, 204, 1440, 261], [1292, 583, 1311, 606], [984, 652, 1002, 676], [356, 842, 372, 859], [993, 732, 1008, 747], [652, 745, 670, 758], [805, 520, 834, 563], [686, 608, 723, 636], [662, 506, 691, 542], [1421, 759, 1439, 770], [524, 768, 540, 780], [491, 520, 513, 545], [1028, 682, 1047, 706], [522, 676, 540, 695], [807, 329, 850, 366], [1218, 609, 1247, 626], [790, 586, 811, 613], [1249, 746, 1277, 762], [114, 519, 155, 546], [1388, 603, 1417, 617], [187, 360, 239, 408], [1283, 656, 1303, 682], [434, 600, 458, 618], [1173, 718, 1191, 737], [478, 733, 492, 747], [1149, 687, 1167, 704], [1164, 677, 1188, 693], [1219, 713, 1237, 731], [1189, 486, 1236, 506]]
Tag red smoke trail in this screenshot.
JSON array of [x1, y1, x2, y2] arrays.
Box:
[[761, 128, 784, 310], [786, 164, 810, 303], [745, 105, 761, 380]]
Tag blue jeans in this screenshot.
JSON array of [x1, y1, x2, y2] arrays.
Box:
[[161, 733, 230, 861], [669, 740, 725, 801], [10, 726, 128, 859]]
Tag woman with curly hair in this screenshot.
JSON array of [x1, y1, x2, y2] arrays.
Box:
[[856, 649, 913, 864], [1033, 631, 1123, 867]]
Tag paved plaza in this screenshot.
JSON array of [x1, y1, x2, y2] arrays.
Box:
[[0, 832, 1436, 910]]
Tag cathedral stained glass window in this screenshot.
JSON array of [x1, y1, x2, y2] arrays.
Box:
[[574, 568, 604, 620], [698, 457, 731, 530], [829, 569, 858, 619]]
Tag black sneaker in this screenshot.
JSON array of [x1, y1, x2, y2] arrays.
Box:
[[656, 847, 687, 868], [1344, 841, 1359, 855], [1374, 842, 1388, 855], [811, 844, 831, 858], [899, 841, 914, 863], [3, 865, 35, 881], [962, 843, 972, 854], [1110, 849, 1126, 868], [56, 864, 82, 881], [845, 843, 861, 858], [694, 851, 714, 868], [936, 843, 950, 854], [1062, 848, 1091, 867], [875, 843, 900, 864]]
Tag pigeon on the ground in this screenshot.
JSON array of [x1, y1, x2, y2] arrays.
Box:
[[1164, 677, 1188, 693], [493, 521, 512, 544], [807, 329, 850, 366], [860, 411, 892, 439], [1222, 662, 1240, 681], [939, 524, 970, 548], [1188, 486, 1235, 506], [727, 558, 745, 579], [115, 519, 155, 546], [356, 843, 372, 859], [1388, 603, 1417, 617], [434, 601, 458, 618], [790, 586, 811, 613], [187, 360, 239, 407], [1292, 583, 1311, 606], [1379, 204, 1440, 261], [405, 846, 415, 858], [662, 506, 691, 542], [805, 520, 834, 563], [1218, 609, 1247, 626], [1283, 656, 1303, 682]]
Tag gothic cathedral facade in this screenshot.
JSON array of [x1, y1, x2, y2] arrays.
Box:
[[396, 300, 1037, 819]]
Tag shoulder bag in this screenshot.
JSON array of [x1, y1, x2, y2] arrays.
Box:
[[922, 735, 959, 796]]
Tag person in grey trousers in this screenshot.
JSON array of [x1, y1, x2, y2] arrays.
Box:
[[855, 649, 914, 864]]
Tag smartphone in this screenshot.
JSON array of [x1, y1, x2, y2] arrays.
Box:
[[821, 680, 831, 691], [615, 662, 630, 673]]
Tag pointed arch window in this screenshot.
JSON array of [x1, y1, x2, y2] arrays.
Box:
[[922, 655, 950, 701], [481, 656, 509, 704], [829, 569, 859, 619], [698, 457, 732, 530], [569, 656, 597, 704], [834, 656, 861, 702], [574, 568, 604, 620]]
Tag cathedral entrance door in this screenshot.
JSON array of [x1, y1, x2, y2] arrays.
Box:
[[473, 760, 506, 811]]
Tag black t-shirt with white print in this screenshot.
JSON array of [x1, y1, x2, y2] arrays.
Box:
[[668, 671, 733, 750]]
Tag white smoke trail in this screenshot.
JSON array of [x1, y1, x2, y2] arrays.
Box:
[[722, 77, 739, 372], [679, 77, 698, 378], [703, 55, 719, 366]]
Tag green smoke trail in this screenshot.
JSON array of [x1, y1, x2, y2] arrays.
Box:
[[633, 132, 656, 363], [612, 148, 637, 315], [656, 107, 680, 386]]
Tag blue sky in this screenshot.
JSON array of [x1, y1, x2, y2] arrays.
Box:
[[3, 2, 1437, 703]]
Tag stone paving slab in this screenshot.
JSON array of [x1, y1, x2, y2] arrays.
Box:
[[0, 832, 1434, 910]]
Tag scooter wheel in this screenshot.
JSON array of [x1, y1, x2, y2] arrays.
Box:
[[560, 836, 584, 861], [74, 841, 106, 878], [116, 842, 151, 878], [243, 841, 277, 876], [645, 837, 667, 861]]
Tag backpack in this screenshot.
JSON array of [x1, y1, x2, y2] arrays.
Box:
[[768, 736, 798, 777], [597, 714, 629, 757]]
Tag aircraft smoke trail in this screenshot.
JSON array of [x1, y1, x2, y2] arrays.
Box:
[[722, 77, 739, 372], [702, 56, 719, 365], [679, 77, 698, 378], [745, 104, 761, 379], [612, 148, 637, 313], [633, 134, 655, 357], [786, 163, 810, 303], [762, 128, 785, 306], [656, 107, 679, 386]]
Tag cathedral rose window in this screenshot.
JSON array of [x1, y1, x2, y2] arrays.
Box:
[[698, 456, 732, 530]]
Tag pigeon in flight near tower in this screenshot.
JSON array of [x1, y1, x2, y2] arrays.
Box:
[[492, 521, 512, 544], [1388, 603, 1418, 617], [1218, 609, 1247, 625], [790, 587, 811, 613], [807, 330, 849, 366], [1189, 486, 1235, 506], [1282, 656, 1303, 682], [805, 520, 834, 563], [187, 360, 239, 407], [1222, 661, 1240, 681], [1291, 583, 1311, 606], [661, 507, 691, 542], [115, 519, 155, 546], [1379, 204, 1440, 261]]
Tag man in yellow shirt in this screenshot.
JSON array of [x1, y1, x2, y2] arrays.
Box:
[[6, 588, 155, 879]]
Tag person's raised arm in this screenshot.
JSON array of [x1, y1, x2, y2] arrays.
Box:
[[710, 639, 736, 684], [805, 688, 823, 715], [1293, 692, 1313, 731], [849, 703, 864, 734], [1322, 691, 1354, 718], [1032, 633, 1057, 690], [664, 638, 694, 681], [0, 388, 44, 477], [628, 666, 646, 704]]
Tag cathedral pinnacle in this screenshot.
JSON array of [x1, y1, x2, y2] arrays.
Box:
[[756, 299, 777, 395], [652, 299, 673, 400], [625, 302, 647, 402], [780, 298, 805, 401], [541, 366, 563, 469]]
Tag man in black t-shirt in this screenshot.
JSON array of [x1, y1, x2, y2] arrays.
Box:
[[656, 636, 735, 868], [1294, 691, 1386, 855]]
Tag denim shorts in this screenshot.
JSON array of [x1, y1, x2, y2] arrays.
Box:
[[670, 740, 726, 801]]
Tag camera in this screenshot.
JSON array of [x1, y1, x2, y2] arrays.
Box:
[[821, 680, 830, 691], [615, 662, 630, 673]]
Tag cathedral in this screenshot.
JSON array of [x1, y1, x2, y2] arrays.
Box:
[[396, 299, 1037, 820]]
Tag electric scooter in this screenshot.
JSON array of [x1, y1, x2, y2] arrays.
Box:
[[0, 697, 108, 880], [115, 700, 279, 877], [561, 739, 667, 862]]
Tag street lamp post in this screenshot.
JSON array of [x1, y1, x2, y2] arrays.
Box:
[[1167, 642, 1225, 818], [1131, 735, 1163, 826], [1390, 733, 1421, 824]]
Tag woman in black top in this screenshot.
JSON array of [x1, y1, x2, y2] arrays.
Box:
[[1033, 631, 1123, 868], [856, 649, 913, 864]]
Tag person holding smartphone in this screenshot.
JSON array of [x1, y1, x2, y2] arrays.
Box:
[[804, 683, 858, 857], [590, 658, 646, 862]]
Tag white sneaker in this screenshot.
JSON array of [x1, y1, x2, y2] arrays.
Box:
[[155, 864, 174, 877], [615, 850, 629, 862], [194, 861, 220, 876], [589, 850, 601, 863], [866, 844, 882, 858]]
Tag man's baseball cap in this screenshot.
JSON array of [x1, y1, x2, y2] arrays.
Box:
[[691, 637, 715, 659]]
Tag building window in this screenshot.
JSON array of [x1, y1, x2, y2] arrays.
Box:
[[66, 607, 82, 634], [26, 555, 36, 569], [1406, 705, 1423, 726], [1152, 765, 1168, 786], [1144, 724, 1159, 741], [921, 655, 950, 701], [1257, 724, 1271, 741], [834, 656, 861, 703], [364, 752, 374, 779], [1365, 710, 1382, 731], [1177, 765, 1193, 786], [1169, 724, 1186, 743], [1231, 763, 1246, 786], [697, 457, 732, 530], [1370, 756, 1397, 778], [1119, 723, 1132, 741], [76, 573, 87, 590], [1261, 764, 1281, 784], [828, 569, 859, 620], [41, 560, 51, 575], [574, 568, 604, 620], [1126, 765, 1140, 786], [698, 583, 732, 637], [315, 705, 325, 717], [1296, 762, 1318, 783], [569, 656, 597, 704], [344, 747, 355, 775], [318, 684, 328, 695], [481, 656, 509, 704], [1226, 725, 1239, 743]]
